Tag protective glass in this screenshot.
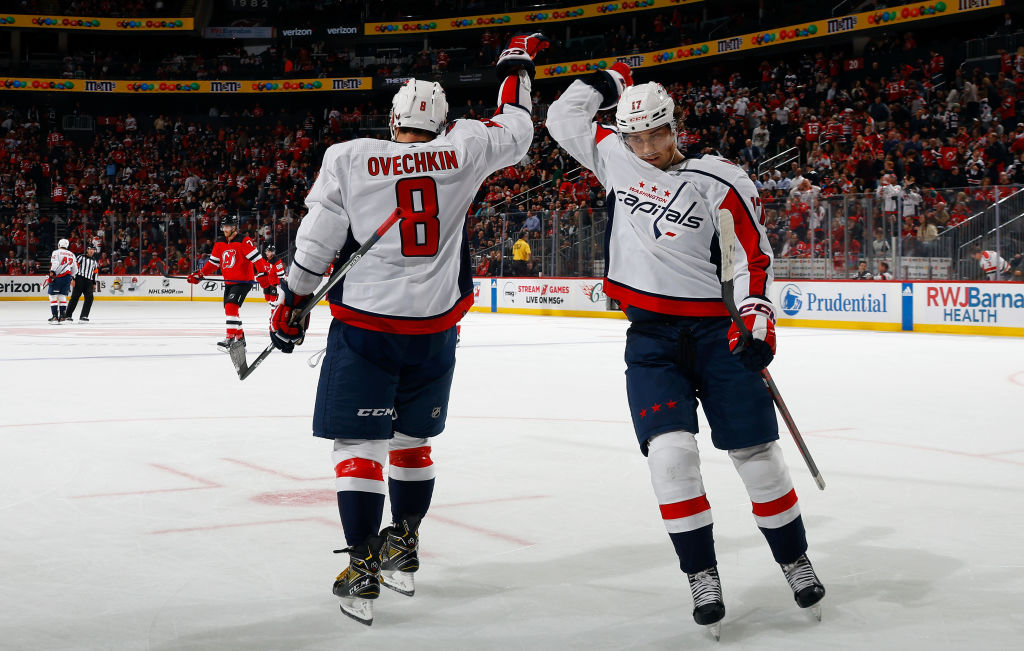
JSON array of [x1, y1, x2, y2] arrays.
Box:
[[622, 125, 675, 157]]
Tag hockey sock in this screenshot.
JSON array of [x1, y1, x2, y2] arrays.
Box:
[[647, 430, 717, 574], [729, 441, 808, 564], [50, 296, 58, 317], [333, 438, 388, 547], [58, 296, 67, 318], [224, 302, 241, 339], [387, 433, 436, 524]]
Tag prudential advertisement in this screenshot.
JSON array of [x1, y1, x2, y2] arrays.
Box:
[[769, 281, 902, 330]]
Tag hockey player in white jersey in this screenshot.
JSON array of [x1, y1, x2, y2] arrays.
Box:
[[547, 64, 825, 639], [268, 33, 548, 626], [47, 238, 78, 323]]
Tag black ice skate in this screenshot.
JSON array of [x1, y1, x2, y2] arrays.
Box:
[[687, 566, 725, 641], [332, 535, 384, 626], [781, 553, 825, 621], [79, 317, 89, 322], [48, 316, 59, 323], [64, 315, 74, 322], [216, 338, 234, 351], [379, 515, 421, 596]]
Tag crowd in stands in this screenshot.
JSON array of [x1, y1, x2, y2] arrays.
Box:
[[3, 17, 1024, 278]]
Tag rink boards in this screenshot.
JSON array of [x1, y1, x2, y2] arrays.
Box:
[[3, 275, 1023, 336]]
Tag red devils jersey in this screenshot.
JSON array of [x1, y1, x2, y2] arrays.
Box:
[[939, 146, 957, 171], [201, 235, 270, 283], [269, 258, 286, 281], [803, 121, 821, 142]]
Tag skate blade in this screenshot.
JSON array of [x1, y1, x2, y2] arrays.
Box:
[[706, 621, 721, 641], [809, 603, 822, 622], [381, 570, 415, 596], [339, 597, 373, 626]]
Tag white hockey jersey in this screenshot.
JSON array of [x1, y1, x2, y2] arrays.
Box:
[[50, 248, 78, 277], [876, 182, 903, 212], [979, 250, 1010, 280], [546, 80, 772, 317], [289, 73, 534, 334]]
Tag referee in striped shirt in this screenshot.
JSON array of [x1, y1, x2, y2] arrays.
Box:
[[65, 241, 100, 322]]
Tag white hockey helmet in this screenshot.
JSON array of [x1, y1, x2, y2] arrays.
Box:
[[615, 82, 675, 134], [58, 238, 70, 249], [390, 79, 448, 140]]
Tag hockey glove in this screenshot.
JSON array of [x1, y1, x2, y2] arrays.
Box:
[[269, 281, 310, 354], [728, 297, 776, 372], [186, 271, 204, 285], [264, 284, 279, 303], [48, 270, 56, 282], [495, 32, 549, 79], [587, 62, 634, 110], [255, 271, 274, 290]]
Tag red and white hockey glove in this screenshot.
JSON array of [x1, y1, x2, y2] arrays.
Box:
[[728, 297, 776, 372], [186, 271, 203, 285], [590, 61, 633, 110], [269, 281, 310, 354], [495, 32, 549, 79], [263, 284, 279, 303]]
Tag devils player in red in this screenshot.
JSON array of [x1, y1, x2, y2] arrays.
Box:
[[187, 214, 274, 351], [262, 243, 286, 286]]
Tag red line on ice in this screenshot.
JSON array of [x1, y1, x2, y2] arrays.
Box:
[[426, 513, 535, 547], [222, 457, 328, 481], [150, 517, 337, 534], [73, 463, 221, 497]]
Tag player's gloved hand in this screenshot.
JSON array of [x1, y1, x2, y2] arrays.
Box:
[[495, 32, 549, 79], [264, 284, 279, 303], [727, 297, 776, 372], [48, 270, 56, 282], [255, 271, 274, 290], [592, 61, 634, 110], [186, 271, 203, 285], [269, 281, 310, 354]]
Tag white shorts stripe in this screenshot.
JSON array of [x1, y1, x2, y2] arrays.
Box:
[[388, 465, 436, 482], [663, 510, 714, 534], [335, 476, 386, 494], [753, 503, 801, 529]]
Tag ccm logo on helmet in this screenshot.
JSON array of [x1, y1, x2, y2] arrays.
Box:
[[357, 408, 395, 417]]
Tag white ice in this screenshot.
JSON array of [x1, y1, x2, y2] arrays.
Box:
[[0, 301, 1022, 650]]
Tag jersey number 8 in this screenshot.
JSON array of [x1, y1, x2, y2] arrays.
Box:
[[395, 176, 440, 257]]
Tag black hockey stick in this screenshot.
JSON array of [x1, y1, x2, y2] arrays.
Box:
[[718, 208, 826, 491], [237, 207, 405, 381]]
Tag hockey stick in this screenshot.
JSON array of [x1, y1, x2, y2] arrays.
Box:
[[718, 208, 826, 491], [237, 207, 405, 381]]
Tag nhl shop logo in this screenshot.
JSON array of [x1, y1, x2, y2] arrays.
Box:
[[780, 284, 803, 316]]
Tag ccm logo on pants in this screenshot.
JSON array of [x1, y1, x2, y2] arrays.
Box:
[[356, 408, 395, 417]]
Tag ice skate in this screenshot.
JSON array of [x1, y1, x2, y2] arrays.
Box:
[[781, 553, 825, 621], [687, 566, 725, 641], [64, 315, 74, 322], [332, 535, 383, 626], [216, 338, 234, 351], [79, 317, 89, 322], [379, 516, 421, 596], [48, 316, 59, 324]]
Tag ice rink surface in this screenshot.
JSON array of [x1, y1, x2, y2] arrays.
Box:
[[1, 300, 1022, 650]]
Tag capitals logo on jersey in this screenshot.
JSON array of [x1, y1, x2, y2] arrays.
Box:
[[615, 179, 705, 241]]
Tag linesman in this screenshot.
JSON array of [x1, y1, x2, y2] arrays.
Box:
[[66, 241, 100, 322]]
